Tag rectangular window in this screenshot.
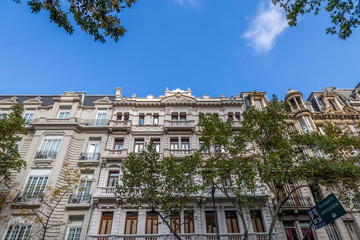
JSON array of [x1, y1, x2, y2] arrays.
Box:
[[349, 125, 359, 136], [181, 138, 190, 150], [299, 222, 315, 240], [139, 114, 145, 125], [107, 172, 119, 187], [23, 168, 50, 200], [180, 114, 186, 125], [36, 135, 62, 159], [172, 113, 178, 124], [4, 223, 32, 240], [225, 211, 240, 233], [58, 108, 71, 119], [184, 211, 194, 234], [224, 173, 231, 187], [152, 139, 160, 153], [66, 219, 82, 240], [234, 113, 241, 121], [170, 139, 179, 150], [228, 112, 233, 120], [250, 210, 265, 232], [170, 212, 181, 233], [254, 100, 263, 111], [124, 212, 138, 234], [134, 139, 144, 153], [153, 115, 159, 125], [283, 221, 299, 240], [299, 118, 309, 133], [124, 113, 129, 121], [99, 212, 113, 234], [86, 140, 100, 160], [95, 109, 107, 126], [117, 113, 123, 121], [23, 110, 34, 125], [114, 139, 124, 151], [325, 222, 340, 240], [0, 108, 9, 119], [304, 117, 314, 131], [145, 212, 158, 234], [205, 211, 217, 233], [75, 174, 92, 202]]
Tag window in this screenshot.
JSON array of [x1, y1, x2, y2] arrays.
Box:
[[99, 212, 113, 234], [124, 113, 129, 121], [304, 117, 314, 131], [152, 139, 160, 153], [86, 139, 100, 160], [58, 108, 71, 118], [66, 219, 82, 240], [181, 138, 190, 150], [107, 172, 119, 187], [36, 135, 62, 159], [250, 210, 265, 232], [184, 211, 194, 233], [139, 114, 145, 125], [153, 115, 159, 125], [145, 212, 158, 234], [124, 212, 138, 234], [225, 211, 240, 233], [299, 118, 309, 133], [0, 108, 9, 119], [134, 139, 144, 153], [95, 109, 107, 126], [117, 113, 123, 121], [172, 113, 186, 125], [299, 222, 315, 240], [75, 174, 92, 203], [170, 212, 181, 233], [223, 173, 231, 187], [170, 139, 179, 150], [22, 168, 50, 200], [349, 125, 359, 136], [254, 100, 263, 111], [283, 221, 299, 240], [328, 99, 338, 111], [205, 211, 217, 233], [325, 222, 340, 240], [23, 110, 34, 125], [4, 218, 31, 240], [180, 114, 186, 125], [114, 139, 124, 151]]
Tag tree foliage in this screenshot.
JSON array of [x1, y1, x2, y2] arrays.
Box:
[[273, 0, 360, 39], [116, 141, 201, 239], [14, 0, 138, 43], [0, 104, 27, 186], [198, 113, 260, 240], [241, 96, 360, 239]]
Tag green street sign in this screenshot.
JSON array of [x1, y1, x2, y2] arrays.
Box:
[[307, 193, 346, 230]]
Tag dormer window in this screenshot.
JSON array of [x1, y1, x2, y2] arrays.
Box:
[[328, 99, 338, 111]]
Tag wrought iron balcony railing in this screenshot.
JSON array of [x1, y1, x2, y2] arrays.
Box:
[[68, 194, 92, 204], [80, 152, 100, 161], [35, 151, 58, 159]]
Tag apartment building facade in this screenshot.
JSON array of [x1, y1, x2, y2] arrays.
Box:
[[1, 84, 360, 240]]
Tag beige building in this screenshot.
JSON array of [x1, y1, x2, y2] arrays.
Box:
[[1, 84, 360, 240]]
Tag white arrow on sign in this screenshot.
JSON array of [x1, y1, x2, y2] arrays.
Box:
[[332, 213, 337, 219]]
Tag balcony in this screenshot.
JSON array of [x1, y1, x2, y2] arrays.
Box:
[[203, 186, 267, 198], [275, 197, 313, 209], [66, 194, 92, 210], [11, 194, 42, 208], [34, 151, 58, 164], [165, 149, 194, 160], [79, 152, 100, 166], [93, 187, 116, 199], [231, 121, 242, 130], [86, 233, 279, 240], [164, 120, 195, 132], [103, 149, 128, 160], [109, 120, 132, 132], [78, 119, 110, 126]]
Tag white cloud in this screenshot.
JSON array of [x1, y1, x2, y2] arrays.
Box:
[[243, 1, 288, 54], [172, 0, 201, 8]]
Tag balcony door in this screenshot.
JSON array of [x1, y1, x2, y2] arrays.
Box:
[[145, 212, 158, 234], [99, 212, 113, 234], [205, 211, 217, 234], [87, 140, 100, 159]]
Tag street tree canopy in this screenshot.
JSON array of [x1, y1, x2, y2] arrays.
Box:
[[273, 0, 360, 39], [14, 0, 137, 43], [0, 104, 27, 186]]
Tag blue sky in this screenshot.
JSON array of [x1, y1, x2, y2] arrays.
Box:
[[0, 0, 359, 100]]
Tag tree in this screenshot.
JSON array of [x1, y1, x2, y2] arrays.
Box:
[[116, 140, 201, 240], [0, 104, 27, 211], [13, 0, 138, 43], [15, 162, 81, 240], [273, 0, 360, 40], [241, 96, 360, 240], [198, 114, 260, 240]]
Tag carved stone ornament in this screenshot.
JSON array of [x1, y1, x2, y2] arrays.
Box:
[[160, 95, 196, 104]]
